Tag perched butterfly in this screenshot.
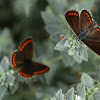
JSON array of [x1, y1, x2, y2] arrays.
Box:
[[11, 37, 50, 78], [65, 9, 100, 55]]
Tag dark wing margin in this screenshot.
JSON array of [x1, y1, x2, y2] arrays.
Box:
[[65, 10, 79, 35]]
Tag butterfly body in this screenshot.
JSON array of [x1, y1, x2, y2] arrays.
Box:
[[11, 37, 50, 78], [78, 23, 96, 40], [65, 9, 100, 55]]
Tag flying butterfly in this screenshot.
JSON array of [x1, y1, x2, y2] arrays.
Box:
[[65, 9, 100, 55], [11, 37, 50, 78]]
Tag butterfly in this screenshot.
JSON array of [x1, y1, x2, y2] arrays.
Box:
[[65, 9, 100, 55], [11, 37, 50, 78]]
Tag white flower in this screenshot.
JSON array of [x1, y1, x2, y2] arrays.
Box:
[[68, 50, 73, 56], [9, 82, 14, 86], [75, 95, 81, 100]]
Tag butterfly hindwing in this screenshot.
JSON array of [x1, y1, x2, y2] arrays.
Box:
[[65, 10, 79, 35], [85, 27, 100, 40], [19, 62, 50, 77], [83, 27, 100, 55]]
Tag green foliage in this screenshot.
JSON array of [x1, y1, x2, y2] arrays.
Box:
[[0, 57, 15, 100], [50, 73, 100, 100]]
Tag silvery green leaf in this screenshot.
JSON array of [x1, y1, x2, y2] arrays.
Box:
[[47, 0, 66, 14], [49, 97, 56, 100], [10, 82, 19, 94], [56, 89, 65, 100], [54, 39, 67, 51], [73, 50, 82, 63], [61, 52, 75, 66], [73, 46, 88, 62], [81, 73, 93, 88], [94, 92, 100, 100], [79, 0, 94, 11], [96, 66, 100, 80], [41, 11, 61, 25], [64, 40, 71, 48], [0, 86, 7, 100], [1, 57, 9, 71], [5, 75, 15, 85], [81, 47, 88, 61], [70, 3, 79, 11], [50, 33, 66, 42], [65, 88, 74, 100], [0, 66, 6, 83], [45, 25, 64, 34], [76, 83, 86, 98]]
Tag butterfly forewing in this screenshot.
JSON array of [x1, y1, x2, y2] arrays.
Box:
[[19, 62, 50, 77], [65, 10, 79, 35], [11, 51, 24, 68], [11, 37, 33, 69], [79, 9, 93, 31], [19, 37, 33, 60]]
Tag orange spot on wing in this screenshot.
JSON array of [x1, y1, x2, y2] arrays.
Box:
[[20, 39, 32, 51], [90, 20, 93, 23], [84, 12, 93, 23], [12, 53, 17, 67], [97, 27, 100, 32]]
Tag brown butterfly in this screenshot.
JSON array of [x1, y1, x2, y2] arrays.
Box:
[[11, 37, 50, 78], [65, 9, 100, 55]]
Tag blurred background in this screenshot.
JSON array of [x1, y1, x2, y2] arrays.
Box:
[[0, 0, 100, 100]]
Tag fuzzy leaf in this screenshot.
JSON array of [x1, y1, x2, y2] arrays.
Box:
[[61, 52, 75, 66], [94, 92, 100, 100], [5, 75, 15, 85], [64, 40, 71, 48], [0, 86, 7, 100], [79, 0, 94, 11], [65, 88, 74, 100], [47, 0, 66, 14], [0, 57, 9, 71], [10, 82, 19, 94], [50, 33, 66, 42], [50, 97, 56, 100], [45, 25, 64, 34], [76, 83, 86, 98], [41, 11, 61, 25], [0, 65, 6, 83], [81, 73, 93, 88], [73, 49, 82, 63], [56, 89, 65, 100], [54, 39, 67, 51]]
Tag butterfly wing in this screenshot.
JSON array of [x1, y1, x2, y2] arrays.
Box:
[[11, 37, 33, 68], [19, 37, 33, 59], [19, 62, 50, 78], [83, 27, 100, 55], [79, 9, 94, 31], [65, 10, 79, 35]]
